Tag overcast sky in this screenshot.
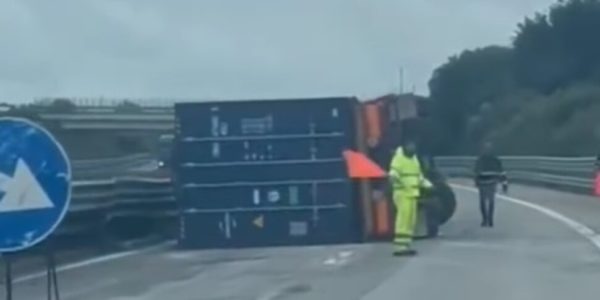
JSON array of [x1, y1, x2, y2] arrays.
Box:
[[1, 0, 556, 103]]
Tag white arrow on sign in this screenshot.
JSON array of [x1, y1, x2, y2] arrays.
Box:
[[0, 158, 54, 213]]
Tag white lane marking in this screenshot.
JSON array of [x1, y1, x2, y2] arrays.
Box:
[[338, 250, 353, 259], [322, 250, 354, 266], [452, 184, 600, 250], [14, 241, 174, 283]]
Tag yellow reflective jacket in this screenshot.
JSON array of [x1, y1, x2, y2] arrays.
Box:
[[389, 147, 432, 198]]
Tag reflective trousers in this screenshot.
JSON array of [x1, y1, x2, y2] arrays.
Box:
[[393, 191, 418, 251]]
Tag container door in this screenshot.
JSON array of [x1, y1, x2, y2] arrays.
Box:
[[174, 97, 362, 249]]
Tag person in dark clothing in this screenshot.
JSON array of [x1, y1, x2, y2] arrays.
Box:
[[474, 142, 507, 227]]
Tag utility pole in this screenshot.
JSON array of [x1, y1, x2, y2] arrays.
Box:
[[398, 67, 405, 94]]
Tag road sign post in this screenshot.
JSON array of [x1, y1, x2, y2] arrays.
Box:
[[3, 253, 13, 300], [0, 118, 71, 300]]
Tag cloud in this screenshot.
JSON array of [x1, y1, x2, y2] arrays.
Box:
[[0, 0, 556, 102]]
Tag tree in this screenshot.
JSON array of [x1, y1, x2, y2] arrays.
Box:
[[513, 0, 600, 92], [428, 46, 514, 154], [47, 98, 77, 114], [426, 0, 600, 155]]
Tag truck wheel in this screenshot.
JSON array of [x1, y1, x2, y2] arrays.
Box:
[[435, 182, 457, 225]]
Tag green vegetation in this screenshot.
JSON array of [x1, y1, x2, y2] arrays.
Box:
[[429, 0, 600, 155], [46, 98, 77, 114]]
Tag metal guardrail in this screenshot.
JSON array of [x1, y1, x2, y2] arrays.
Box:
[[35, 154, 170, 248], [55, 176, 175, 240], [46, 155, 599, 248], [435, 156, 596, 193], [73, 153, 150, 169], [72, 153, 156, 179], [43, 154, 599, 250]]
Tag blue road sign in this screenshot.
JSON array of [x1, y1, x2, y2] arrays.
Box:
[[0, 118, 71, 252]]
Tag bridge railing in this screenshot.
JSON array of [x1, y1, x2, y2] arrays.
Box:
[[435, 156, 596, 193]]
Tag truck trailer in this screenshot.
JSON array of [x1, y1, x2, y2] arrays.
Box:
[[172, 95, 456, 248]]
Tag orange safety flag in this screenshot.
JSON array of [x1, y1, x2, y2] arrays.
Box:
[[343, 150, 386, 179], [595, 172, 600, 197]]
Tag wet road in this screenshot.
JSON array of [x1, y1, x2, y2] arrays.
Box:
[[364, 182, 600, 300], [8, 183, 600, 300]]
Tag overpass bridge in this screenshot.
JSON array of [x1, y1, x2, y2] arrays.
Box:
[[38, 106, 174, 131], [4, 156, 600, 300], [14, 102, 177, 159]]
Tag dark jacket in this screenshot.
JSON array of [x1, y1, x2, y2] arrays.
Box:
[[474, 154, 507, 186]]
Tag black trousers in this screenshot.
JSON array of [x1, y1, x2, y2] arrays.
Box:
[[478, 184, 496, 226]]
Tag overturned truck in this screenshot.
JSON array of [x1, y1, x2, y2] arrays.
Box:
[[360, 94, 456, 240], [172, 95, 456, 248]]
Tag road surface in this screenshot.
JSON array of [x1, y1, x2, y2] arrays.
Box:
[[7, 182, 600, 300]]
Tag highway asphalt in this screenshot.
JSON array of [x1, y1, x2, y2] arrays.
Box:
[[7, 183, 600, 300]]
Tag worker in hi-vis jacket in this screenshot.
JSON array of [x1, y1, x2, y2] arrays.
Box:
[[388, 140, 432, 256]]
